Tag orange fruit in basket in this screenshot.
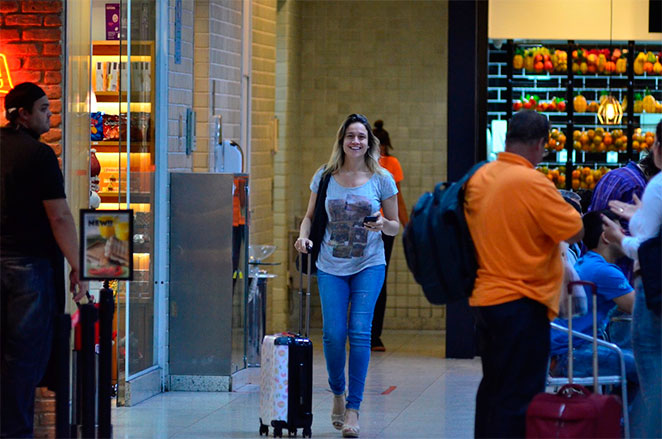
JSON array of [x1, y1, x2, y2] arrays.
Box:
[[572, 169, 581, 179], [645, 136, 654, 147], [582, 167, 592, 177], [573, 130, 581, 140], [587, 129, 595, 139], [585, 175, 594, 185], [580, 133, 589, 145], [559, 133, 566, 144], [633, 140, 640, 151], [572, 179, 580, 190], [603, 134, 612, 146]]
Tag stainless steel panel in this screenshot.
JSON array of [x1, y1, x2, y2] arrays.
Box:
[[169, 173, 233, 376]]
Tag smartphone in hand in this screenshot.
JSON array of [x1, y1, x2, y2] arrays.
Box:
[[363, 215, 378, 224]]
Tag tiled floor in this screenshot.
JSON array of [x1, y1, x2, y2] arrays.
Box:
[[112, 330, 482, 438]]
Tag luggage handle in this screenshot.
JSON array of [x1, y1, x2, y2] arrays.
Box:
[[297, 244, 312, 338], [566, 280, 599, 391]]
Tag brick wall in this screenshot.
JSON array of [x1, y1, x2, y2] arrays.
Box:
[[168, 0, 195, 171], [192, 0, 243, 172], [250, 0, 278, 329], [0, 1, 64, 436], [273, 0, 303, 332], [0, 0, 64, 167]]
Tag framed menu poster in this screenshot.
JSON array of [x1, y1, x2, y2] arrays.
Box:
[[80, 209, 133, 280]]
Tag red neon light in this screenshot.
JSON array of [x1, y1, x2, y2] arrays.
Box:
[[0, 54, 14, 95]]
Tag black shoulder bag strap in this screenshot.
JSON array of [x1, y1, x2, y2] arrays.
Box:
[[300, 170, 332, 274]]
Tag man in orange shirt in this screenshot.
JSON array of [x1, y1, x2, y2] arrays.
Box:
[[464, 111, 584, 438]]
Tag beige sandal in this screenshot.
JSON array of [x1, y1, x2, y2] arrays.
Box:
[[342, 408, 360, 438], [331, 393, 345, 430]]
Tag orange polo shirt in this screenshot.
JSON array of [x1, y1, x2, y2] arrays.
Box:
[[464, 152, 582, 320]]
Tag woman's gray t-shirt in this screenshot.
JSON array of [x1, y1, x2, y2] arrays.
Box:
[[310, 168, 398, 276]]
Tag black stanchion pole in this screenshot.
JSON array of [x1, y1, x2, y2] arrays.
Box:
[[80, 304, 97, 439], [55, 314, 71, 439], [72, 345, 82, 438], [98, 283, 114, 438]]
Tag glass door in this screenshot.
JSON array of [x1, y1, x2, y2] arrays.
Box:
[[119, 0, 157, 384], [90, 0, 157, 404]]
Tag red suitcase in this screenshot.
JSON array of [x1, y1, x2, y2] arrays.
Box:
[[526, 281, 623, 438]]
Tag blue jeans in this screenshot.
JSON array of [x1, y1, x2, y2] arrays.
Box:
[[632, 276, 662, 438], [317, 265, 385, 410], [1, 257, 55, 439]]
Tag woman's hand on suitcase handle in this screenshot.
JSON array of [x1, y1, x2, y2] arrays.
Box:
[[295, 237, 313, 253]]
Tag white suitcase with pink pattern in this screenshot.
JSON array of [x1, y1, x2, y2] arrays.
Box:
[[258, 252, 313, 438]]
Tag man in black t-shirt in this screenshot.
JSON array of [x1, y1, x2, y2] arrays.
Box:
[[1, 82, 86, 438]]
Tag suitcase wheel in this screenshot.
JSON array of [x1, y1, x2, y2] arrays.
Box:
[[302, 427, 312, 438], [273, 426, 283, 438], [259, 423, 268, 436], [287, 429, 297, 437]]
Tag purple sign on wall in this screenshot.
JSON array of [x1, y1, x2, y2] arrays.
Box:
[[106, 3, 120, 40]]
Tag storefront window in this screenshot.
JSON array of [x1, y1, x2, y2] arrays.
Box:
[[89, 0, 157, 385]]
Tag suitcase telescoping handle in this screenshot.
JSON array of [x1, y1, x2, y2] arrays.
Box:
[[566, 280, 599, 390], [298, 244, 312, 338]]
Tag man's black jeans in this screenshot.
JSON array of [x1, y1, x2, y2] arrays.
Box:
[[473, 297, 550, 438], [1, 257, 55, 439]]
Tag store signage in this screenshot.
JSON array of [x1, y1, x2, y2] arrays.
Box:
[[80, 209, 134, 280], [106, 4, 120, 40], [0, 54, 14, 94]]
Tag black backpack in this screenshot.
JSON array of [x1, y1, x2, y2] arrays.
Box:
[[402, 161, 486, 305]]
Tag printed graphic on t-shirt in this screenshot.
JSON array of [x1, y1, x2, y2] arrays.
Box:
[[327, 194, 372, 259]]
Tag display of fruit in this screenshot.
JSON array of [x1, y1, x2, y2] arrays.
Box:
[[514, 46, 568, 74], [634, 51, 662, 75], [571, 166, 610, 190], [513, 48, 524, 69], [632, 128, 656, 152], [514, 96, 566, 113], [571, 48, 627, 75], [572, 128, 656, 153], [573, 128, 627, 153], [537, 166, 566, 189], [574, 94, 588, 113], [547, 128, 567, 152], [642, 90, 659, 113]]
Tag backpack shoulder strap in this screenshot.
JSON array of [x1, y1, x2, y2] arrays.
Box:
[[461, 161, 487, 184]]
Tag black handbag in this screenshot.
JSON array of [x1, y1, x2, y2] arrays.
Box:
[[638, 227, 661, 316], [296, 171, 332, 275]]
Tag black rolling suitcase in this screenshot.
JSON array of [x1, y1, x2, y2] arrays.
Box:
[[258, 251, 314, 438]]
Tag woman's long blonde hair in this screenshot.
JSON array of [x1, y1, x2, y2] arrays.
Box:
[[322, 114, 387, 177]]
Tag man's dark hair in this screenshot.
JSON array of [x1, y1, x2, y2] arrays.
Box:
[[4, 82, 46, 123], [582, 209, 618, 250], [506, 110, 550, 145], [639, 149, 660, 179], [576, 189, 593, 214]]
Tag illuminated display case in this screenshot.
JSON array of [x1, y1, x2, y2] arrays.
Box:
[[91, 40, 155, 376], [488, 39, 662, 190]]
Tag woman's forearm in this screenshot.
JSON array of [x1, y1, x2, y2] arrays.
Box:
[[382, 218, 400, 236], [299, 216, 312, 239]]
